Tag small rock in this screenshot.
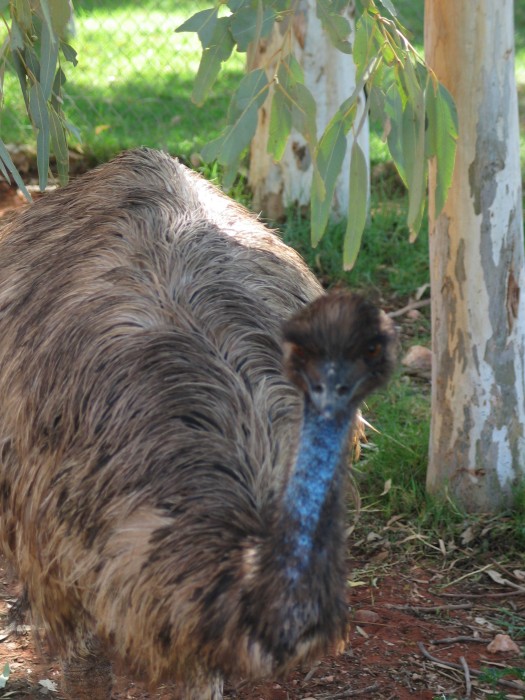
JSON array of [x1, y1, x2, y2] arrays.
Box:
[[354, 609, 380, 625], [486, 633, 520, 654], [406, 309, 422, 320], [402, 345, 432, 380]]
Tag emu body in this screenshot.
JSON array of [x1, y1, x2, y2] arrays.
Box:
[[0, 149, 395, 699]]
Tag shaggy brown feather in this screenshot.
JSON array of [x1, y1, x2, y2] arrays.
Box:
[[0, 148, 394, 699]]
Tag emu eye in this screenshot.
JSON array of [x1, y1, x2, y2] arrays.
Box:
[[312, 384, 323, 394], [364, 342, 383, 361], [336, 385, 349, 396]]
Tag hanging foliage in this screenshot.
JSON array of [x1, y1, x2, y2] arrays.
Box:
[[0, 0, 78, 195], [177, 0, 458, 268]]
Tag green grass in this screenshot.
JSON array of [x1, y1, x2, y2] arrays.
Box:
[[282, 193, 430, 301], [1, 0, 244, 162]]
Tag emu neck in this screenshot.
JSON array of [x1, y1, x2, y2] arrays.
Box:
[[282, 402, 354, 582]]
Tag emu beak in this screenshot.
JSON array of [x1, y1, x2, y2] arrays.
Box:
[[309, 363, 351, 420]]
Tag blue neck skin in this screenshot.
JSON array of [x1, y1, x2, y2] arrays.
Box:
[[281, 401, 355, 583]]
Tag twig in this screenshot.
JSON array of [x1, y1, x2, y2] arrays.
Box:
[[322, 684, 381, 699], [434, 590, 525, 599], [493, 559, 517, 578], [459, 655, 472, 698], [303, 662, 320, 682], [388, 299, 430, 318], [437, 563, 495, 589], [384, 603, 471, 612], [430, 635, 491, 645], [418, 642, 525, 692]]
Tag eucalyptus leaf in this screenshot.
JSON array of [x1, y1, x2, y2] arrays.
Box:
[[329, 0, 350, 12], [36, 119, 50, 191], [51, 66, 66, 110], [378, 32, 396, 65], [25, 46, 40, 81], [280, 53, 304, 86], [402, 53, 420, 106], [368, 84, 385, 124], [29, 82, 50, 189], [230, 68, 268, 117], [60, 41, 77, 65], [268, 85, 292, 160], [344, 140, 368, 270], [11, 49, 29, 109], [267, 56, 304, 160], [39, 0, 55, 42], [192, 17, 234, 106], [65, 119, 80, 140], [266, 0, 289, 11], [230, 6, 276, 52], [49, 105, 69, 185], [202, 70, 269, 168], [200, 132, 222, 163], [0, 140, 31, 199], [426, 79, 457, 215], [176, 8, 218, 49], [354, 9, 375, 55], [9, 18, 25, 51], [29, 81, 49, 130], [14, 0, 32, 30], [289, 83, 317, 149], [216, 122, 250, 166], [40, 19, 59, 101], [48, 0, 74, 38], [401, 93, 426, 240], [316, 0, 352, 54], [311, 115, 348, 245], [227, 0, 250, 11], [385, 86, 407, 185], [376, 0, 397, 16], [0, 157, 10, 181]]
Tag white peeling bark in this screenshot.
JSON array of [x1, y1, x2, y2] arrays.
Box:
[[247, 0, 369, 220], [425, 0, 525, 510]]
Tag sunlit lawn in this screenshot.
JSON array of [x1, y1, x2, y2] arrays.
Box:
[[1, 0, 244, 162]]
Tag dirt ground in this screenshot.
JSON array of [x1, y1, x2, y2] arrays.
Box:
[[2, 546, 524, 700], [0, 183, 523, 700]]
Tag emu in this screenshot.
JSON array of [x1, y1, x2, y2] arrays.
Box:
[[0, 148, 396, 699]]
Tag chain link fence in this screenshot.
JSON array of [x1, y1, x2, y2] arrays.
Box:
[[64, 1, 199, 160], [2, 1, 241, 171]]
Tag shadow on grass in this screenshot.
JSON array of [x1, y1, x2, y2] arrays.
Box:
[[75, 0, 201, 16], [2, 67, 243, 163]]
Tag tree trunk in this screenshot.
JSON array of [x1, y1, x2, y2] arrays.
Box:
[[424, 0, 525, 510], [248, 0, 369, 221]]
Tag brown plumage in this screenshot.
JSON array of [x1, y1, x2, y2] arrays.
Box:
[[0, 148, 396, 699]]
